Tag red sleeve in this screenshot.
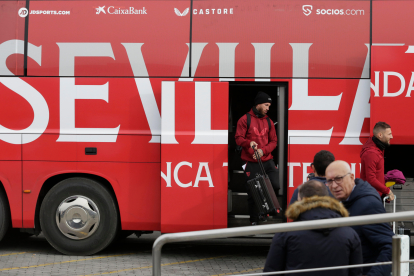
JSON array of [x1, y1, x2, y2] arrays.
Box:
[[235, 115, 251, 148], [362, 151, 390, 195], [261, 119, 277, 156]]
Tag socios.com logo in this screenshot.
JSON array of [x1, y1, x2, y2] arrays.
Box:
[[302, 5, 312, 16]]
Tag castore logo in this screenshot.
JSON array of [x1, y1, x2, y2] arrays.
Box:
[[174, 8, 189, 16]]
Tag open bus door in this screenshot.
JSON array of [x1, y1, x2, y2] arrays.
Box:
[[160, 82, 229, 233]]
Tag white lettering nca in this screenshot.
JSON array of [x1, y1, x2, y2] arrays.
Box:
[[161, 162, 214, 188]]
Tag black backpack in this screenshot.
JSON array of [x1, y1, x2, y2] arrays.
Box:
[[236, 113, 272, 154]]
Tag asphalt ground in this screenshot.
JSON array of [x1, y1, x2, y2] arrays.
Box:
[[0, 232, 270, 276], [0, 231, 413, 276]]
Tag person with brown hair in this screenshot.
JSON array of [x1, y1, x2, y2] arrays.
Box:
[[235, 91, 279, 225]]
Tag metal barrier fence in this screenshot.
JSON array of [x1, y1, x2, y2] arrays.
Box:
[[152, 210, 414, 276]]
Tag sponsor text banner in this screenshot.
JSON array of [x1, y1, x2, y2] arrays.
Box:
[[27, 1, 191, 77], [192, 0, 370, 79]]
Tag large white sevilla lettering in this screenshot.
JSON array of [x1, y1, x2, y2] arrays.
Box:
[[0, 40, 370, 145], [0, 40, 49, 144]]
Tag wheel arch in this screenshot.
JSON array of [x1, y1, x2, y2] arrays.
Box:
[[34, 172, 121, 233], [0, 176, 14, 227], [0, 178, 11, 209]]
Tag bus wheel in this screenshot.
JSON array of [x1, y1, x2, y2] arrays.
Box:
[[40, 178, 118, 255], [0, 188, 11, 242]]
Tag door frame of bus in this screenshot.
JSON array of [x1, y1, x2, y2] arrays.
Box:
[[228, 81, 288, 211]]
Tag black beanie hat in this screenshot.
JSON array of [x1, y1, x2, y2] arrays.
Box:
[[254, 91, 272, 105]]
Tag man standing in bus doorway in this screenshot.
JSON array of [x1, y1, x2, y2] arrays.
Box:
[[235, 91, 279, 225], [360, 121, 394, 201]]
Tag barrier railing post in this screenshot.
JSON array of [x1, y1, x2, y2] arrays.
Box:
[[153, 237, 164, 276], [392, 235, 402, 276]]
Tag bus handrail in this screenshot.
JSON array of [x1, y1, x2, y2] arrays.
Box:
[[152, 210, 414, 276]]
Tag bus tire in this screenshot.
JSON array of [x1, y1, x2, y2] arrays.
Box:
[[0, 188, 11, 242], [40, 177, 118, 255]]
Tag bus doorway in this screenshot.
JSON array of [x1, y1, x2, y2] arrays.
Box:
[[227, 82, 288, 227]]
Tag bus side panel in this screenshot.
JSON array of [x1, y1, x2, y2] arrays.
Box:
[[373, 0, 414, 45], [288, 140, 368, 199], [370, 46, 414, 144], [0, 0, 26, 76], [77, 162, 161, 231], [16, 76, 163, 229], [0, 75, 31, 229], [287, 78, 370, 203], [22, 161, 161, 230], [19, 76, 161, 163], [191, 0, 370, 79], [22, 161, 77, 228], [0, 161, 22, 227], [26, 0, 191, 77], [160, 82, 228, 233], [23, 134, 160, 163]]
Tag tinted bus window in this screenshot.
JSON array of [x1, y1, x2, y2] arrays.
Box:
[[27, 1, 191, 77], [0, 1, 27, 76], [191, 0, 370, 79]]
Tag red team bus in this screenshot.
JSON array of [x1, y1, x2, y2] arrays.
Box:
[[0, 0, 413, 255]]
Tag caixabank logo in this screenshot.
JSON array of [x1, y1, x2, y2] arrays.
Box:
[[302, 5, 365, 16], [95, 5, 147, 15]]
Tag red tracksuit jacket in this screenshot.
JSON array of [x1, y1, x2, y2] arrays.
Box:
[[360, 137, 390, 196], [235, 109, 277, 163]]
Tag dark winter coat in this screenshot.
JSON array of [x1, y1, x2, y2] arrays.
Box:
[[235, 109, 277, 162], [342, 178, 393, 276], [289, 176, 334, 206], [264, 196, 362, 276], [360, 137, 390, 196]]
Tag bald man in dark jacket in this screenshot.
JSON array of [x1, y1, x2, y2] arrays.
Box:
[[326, 161, 393, 276]]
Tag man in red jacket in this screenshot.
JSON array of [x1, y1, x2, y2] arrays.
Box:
[[235, 91, 278, 225], [360, 121, 394, 200]]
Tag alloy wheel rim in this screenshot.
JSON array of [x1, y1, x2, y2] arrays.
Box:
[[55, 195, 100, 240]]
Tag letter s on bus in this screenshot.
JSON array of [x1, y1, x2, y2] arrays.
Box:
[[0, 40, 49, 144]]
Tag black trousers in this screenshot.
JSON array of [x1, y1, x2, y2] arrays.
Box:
[[244, 159, 280, 222]]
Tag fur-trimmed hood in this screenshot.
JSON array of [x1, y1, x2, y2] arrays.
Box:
[[286, 196, 349, 221]]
